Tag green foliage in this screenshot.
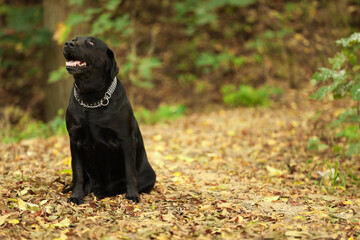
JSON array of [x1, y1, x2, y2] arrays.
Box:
[[195, 51, 245, 73], [0, 5, 51, 48], [307, 138, 329, 151], [1, 109, 67, 143], [221, 84, 283, 107], [2, 0, 356, 125], [177, 73, 198, 86], [1, 104, 186, 143], [120, 54, 162, 89], [0, 4, 51, 117], [135, 105, 186, 124], [312, 33, 360, 101], [48, 67, 68, 83], [319, 161, 346, 193], [90, 13, 132, 37], [174, 0, 255, 35], [0, 4, 51, 68], [60, 0, 131, 44], [336, 32, 360, 47], [311, 32, 360, 157]]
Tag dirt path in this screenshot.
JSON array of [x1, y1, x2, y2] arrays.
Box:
[[1, 89, 359, 239]]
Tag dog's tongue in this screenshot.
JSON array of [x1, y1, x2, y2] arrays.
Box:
[[66, 60, 87, 67]]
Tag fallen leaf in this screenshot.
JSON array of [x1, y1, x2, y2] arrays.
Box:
[[263, 196, 280, 203], [18, 199, 27, 211], [53, 217, 70, 228], [0, 214, 13, 226], [8, 219, 20, 225], [266, 165, 285, 176]]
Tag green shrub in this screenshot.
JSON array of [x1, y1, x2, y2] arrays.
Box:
[[307, 137, 329, 151], [195, 51, 245, 73], [311, 32, 360, 157], [174, 0, 255, 35], [221, 84, 283, 107], [1, 108, 67, 143], [135, 105, 186, 124]]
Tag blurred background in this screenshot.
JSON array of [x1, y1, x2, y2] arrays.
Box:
[[0, 0, 359, 142]]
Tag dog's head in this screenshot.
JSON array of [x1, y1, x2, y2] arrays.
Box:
[[63, 36, 119, 91]]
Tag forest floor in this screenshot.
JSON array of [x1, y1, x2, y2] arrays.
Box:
[[1, 87, 360, 239]]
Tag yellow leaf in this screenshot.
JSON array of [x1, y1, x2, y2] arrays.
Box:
[[31, 224, 40, 230], [334, 109, 344, 117], [20, 189, 28, 196], [0, 214, 13, 226], [154, 144, 165, 152], [162, 212, 175, 221], [218, 202, 232, 208], [15, 43, 23, 52], [178, 155, 194, 163], [290, 121, 299, 127], [173, 172, 182, 177], [18, 199, 27, 211], [221, 209, 229, 216], [230, 215, 244, 222], [163, 155, 175, 160], [227, 130, 236, 137], [8, 219, 20, 224], [201, 140, 211, 147], [152, 135, 162, 141], [53, 238, 67, 240], [293, 215, 307, 221], [335, 186, 346, 191], [267, 139, 276, 145], [53, 22, 66, 41], [52, 21, 71, 45], [53, 217, 70, 228], [263, 196, 280, 203], [266, 165, 284, 176], [199, 205, 211, 211], [62, 157, 71, 166], [341, 200, 352, 205], [155, 235, 169, 240]]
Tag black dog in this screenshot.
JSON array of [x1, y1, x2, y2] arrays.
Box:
[[62, 36, 156, 204]]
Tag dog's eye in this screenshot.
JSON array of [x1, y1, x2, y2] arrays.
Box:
[[88, 41, 95, 46]]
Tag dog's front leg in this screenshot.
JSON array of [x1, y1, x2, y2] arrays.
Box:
[[122, 138, 139, 203], [67, 143, 86, 204]]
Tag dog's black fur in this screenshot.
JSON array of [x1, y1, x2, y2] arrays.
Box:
[[62, 36, 156, 204]]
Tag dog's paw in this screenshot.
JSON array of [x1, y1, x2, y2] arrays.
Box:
[[67, 197, 84, 205], [126, 193, 140, 203]]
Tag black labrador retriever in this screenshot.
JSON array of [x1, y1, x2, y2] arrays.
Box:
[[62, 36, 156, 204]]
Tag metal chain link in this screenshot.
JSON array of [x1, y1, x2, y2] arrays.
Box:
[[73, 77, 117, 108]]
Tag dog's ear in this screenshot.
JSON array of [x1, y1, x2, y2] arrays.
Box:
[[106, 48, 119, 80]]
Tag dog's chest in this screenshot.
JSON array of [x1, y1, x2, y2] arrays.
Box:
[[72, 111, 121, 149]]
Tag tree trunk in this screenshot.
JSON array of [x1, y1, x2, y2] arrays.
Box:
[[42, 0, 94, 121]]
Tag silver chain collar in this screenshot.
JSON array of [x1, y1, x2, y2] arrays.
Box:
[[73, 77, 117, 108]]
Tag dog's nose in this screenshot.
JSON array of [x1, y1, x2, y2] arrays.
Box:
[[65, 41, 75, 47]]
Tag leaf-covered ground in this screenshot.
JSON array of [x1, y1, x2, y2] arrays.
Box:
[[1, 88, 360, 239]]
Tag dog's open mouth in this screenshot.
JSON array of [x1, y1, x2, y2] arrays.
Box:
[[65, 59, 88, 74], [66, 60, 87, 68]]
